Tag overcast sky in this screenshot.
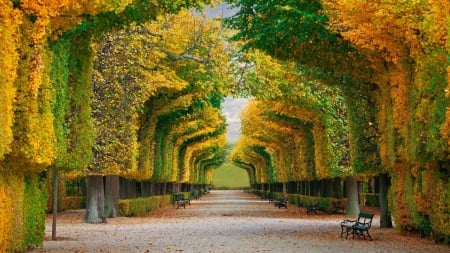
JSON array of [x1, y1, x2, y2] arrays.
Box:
[[222, 97, 249, 143], [202, 4, 249, 143], [201, 4, 249, 143]]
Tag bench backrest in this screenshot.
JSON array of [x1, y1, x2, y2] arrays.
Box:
[[174, 193, 183, 201], [357, 212, 374, 228]]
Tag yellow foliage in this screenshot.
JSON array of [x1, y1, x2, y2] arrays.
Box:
[[184, 133, 226, 183], [0, 175, 14, 252], [0, 0, 21, 159], [20, 0, 133, 35], [170, 108, 225, 182], [0, 171, 25, 252], [6, 26, 56, 170], [231, 137, 269, 184]]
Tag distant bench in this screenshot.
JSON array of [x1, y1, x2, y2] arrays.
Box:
[[306, 203, 319, 214], [340, 212, 374, 241], [273, 198, 288, 209], [175, 199, 189, 209], [173, 193, 191, 209]]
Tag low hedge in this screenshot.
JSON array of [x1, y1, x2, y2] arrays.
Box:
[[288, 194, 347, 214], [65, 196, 86, 210], [118, 194, 172, 217], [252, 190, 347, 214]]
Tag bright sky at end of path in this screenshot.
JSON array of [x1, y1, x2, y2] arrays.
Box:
[[222, 97, 249, 143]]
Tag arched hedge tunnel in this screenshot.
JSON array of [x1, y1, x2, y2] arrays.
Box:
[[0, 0, 448, 251]]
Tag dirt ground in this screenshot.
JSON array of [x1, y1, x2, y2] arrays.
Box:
[[29, 190, 448, 253]]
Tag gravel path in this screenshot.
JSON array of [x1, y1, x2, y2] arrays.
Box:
[[29, 190, 448, 253]]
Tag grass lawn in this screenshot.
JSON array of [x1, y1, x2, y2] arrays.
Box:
[[211, 163, 250, 188]]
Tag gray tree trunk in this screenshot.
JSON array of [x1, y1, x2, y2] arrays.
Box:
[[346, 176, 360, 217], [85, 175, 105, 223], [52, 170, 58, 240], [379, 173, 393, 227], [105, 175, 119, 218]]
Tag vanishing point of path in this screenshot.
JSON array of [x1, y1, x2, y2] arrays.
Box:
[[30, 190, 448, 253]]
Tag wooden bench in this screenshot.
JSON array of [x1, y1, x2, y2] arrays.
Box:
[[274, 199, 288, 209], [340, 212, 374, 241], [175, 199, 187, 209], [173, 193, 190, 209], [306, 203, 319, 214]]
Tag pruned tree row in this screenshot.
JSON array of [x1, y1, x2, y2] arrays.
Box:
[[227, 0, 448, 242]]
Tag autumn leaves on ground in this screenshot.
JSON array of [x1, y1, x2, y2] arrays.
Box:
[[30, 191, 448, 253]]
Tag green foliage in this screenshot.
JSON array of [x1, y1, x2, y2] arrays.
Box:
[[64, 32, 96, 174], [225, 0, 371, 82], [49, 38, 73, 170], [226, 0, 329, 53], [342, 84, 381, 174], [289, 194, 347, 214], [363, 193, 380, 207], [409, 48, 449, 162], [22, 174, 47, 249]]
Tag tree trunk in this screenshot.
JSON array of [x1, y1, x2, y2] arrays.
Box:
[[369, 177, 376, 193], [357, 181, 363, 205], [85, 175, 105, 223], [104, 175, 119, 218], [346, 176, 360, 217], [141, 181, 151, 197], [333, 178, 342, 198], [51, 170, 58, 240], [379, 173, 393, 228], [162, 183, 167, 195], [324, 179, 333, 198]]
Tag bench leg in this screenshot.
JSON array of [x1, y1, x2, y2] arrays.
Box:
[[352, 229, 372, 240], [366, 231, 372, 241], [176, 201, 186, 209], [341, 226, 353, 240], [359, 230, 372, 241]]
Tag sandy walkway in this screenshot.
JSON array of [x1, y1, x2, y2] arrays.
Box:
[[29, 190, 448, 253]]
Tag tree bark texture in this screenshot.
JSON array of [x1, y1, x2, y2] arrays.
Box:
[[52, 170, 58, 240], [379, 173, 393, 228], [346, 176, 360, 217], [85, 175, 105, 223], [105, 175, 119, 218]]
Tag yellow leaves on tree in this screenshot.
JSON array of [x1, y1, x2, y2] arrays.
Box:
[[20, 0, 133, 37], [0, 0, 22, 159]]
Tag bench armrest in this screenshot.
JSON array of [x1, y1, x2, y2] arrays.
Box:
[[340, 219, 356, 227]]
